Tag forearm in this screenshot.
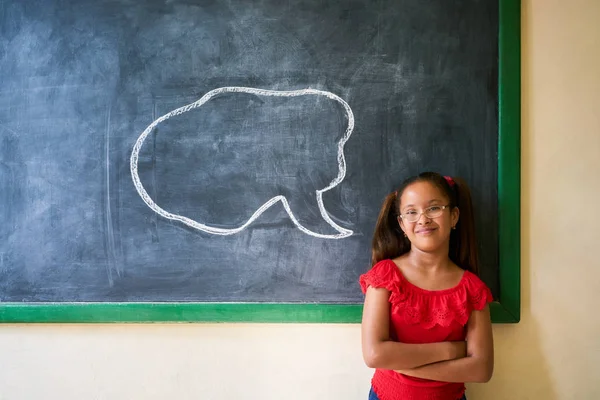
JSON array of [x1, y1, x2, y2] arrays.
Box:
[[395, 355, 493, 383], [365, 340, 459, 370]]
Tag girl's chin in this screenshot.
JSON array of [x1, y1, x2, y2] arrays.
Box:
[[411, 239, 448, 253]]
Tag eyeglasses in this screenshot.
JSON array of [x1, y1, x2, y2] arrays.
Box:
[[399, 205, 450, 223]]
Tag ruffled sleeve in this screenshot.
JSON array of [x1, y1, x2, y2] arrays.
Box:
[[359, 259, 399, 294], [464, 271, 494, 312]]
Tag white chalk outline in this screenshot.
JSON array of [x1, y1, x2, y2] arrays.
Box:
[[130, 87, 354, 239]]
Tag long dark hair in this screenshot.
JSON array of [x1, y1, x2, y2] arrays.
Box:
[[370, 172, 479, 275]]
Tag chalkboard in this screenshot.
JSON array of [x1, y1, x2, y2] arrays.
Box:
[[0, 0, 521, 322]]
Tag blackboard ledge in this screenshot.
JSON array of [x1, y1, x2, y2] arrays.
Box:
[[0, 301, 518, 323]]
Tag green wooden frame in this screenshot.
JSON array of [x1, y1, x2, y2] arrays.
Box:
[[0, 0, 520, 324]]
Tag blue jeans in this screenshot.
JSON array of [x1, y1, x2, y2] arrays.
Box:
[[368, 387, 467, 400]]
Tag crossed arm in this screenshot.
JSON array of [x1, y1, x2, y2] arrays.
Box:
[[361, 286, 494, 383]]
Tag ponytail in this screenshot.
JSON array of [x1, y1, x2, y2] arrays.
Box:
[[370, 191, 411, 266], [448, 177, 479, 275], [370, 172, 480, 275]]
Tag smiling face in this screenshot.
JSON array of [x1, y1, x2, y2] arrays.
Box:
[[397, 181, 459, 253]]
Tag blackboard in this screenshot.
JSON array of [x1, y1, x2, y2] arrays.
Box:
[[0, 0, 521, 322]]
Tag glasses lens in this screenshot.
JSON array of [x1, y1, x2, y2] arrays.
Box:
[[425, 207, 443, 218], [403, 213, 418, 223]]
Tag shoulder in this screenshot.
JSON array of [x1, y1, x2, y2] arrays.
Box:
[[358, 259, 399, 294], [462, 270, 490, 290]]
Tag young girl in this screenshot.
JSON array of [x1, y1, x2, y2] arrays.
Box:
[[360, 172, 494, 400]]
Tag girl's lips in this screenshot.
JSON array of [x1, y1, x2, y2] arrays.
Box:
[[415, 228, 436, 234]]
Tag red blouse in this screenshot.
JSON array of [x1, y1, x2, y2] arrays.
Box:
[[359, 259, 493, 400]]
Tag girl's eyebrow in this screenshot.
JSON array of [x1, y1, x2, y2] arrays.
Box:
[[402, 199, 443, 209]]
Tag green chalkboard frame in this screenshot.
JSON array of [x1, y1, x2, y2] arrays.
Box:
[[0, 0, 520, 324]]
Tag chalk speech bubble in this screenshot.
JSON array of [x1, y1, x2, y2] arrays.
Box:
[[130, 87, 355, 239]]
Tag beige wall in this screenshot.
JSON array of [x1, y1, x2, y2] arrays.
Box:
[[1, 1, 599, 399]]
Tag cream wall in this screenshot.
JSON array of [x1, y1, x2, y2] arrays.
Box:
[[1, 1, 599, 399]]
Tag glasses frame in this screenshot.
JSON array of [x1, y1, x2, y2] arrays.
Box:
[[399, 205, 451, 223]]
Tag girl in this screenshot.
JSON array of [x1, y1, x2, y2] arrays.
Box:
[[359, 172, 494, 400]]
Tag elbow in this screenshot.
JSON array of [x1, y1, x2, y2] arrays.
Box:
[[362, 347, 381, 369], [473, 361, 494, 383], [362, 344, 388, 369], [477, 371, 493, 383], [482, 365, 494, 383], [362, 342, 408, 369]]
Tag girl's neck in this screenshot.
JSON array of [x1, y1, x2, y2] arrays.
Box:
[[405, 246, 451, 274]]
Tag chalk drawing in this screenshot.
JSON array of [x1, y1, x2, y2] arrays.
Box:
[[130, 87, 355, 239]]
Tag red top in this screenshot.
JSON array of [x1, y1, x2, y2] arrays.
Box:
[[359, 259, 493, 400]]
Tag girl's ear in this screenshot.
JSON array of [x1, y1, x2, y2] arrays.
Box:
[[451, 207, 460, 228]]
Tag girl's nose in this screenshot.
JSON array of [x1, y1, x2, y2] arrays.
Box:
[[417, 213, 432, 224]]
